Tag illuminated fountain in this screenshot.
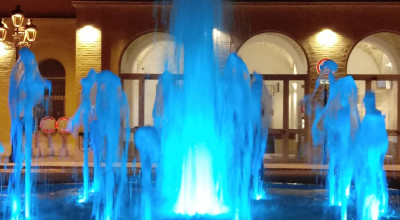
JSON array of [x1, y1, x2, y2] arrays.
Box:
[[355, 91, 389, 220], [309, 59, 389, 220], [133, 0, 269, 218], [0, 0, 397, 219], [69, 69, 130, 220], [6, 48, 51, 219], [68, 2, 267, 217]]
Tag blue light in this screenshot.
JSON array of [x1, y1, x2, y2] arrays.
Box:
[[12, 198, 17, 212], [77, 196, 87, 204], [308, 73, 389, 220], [7, 48, 51, 220], [346, 186, 350, 198], [70, 69, 130, 220], [134, 0, 268, 218]]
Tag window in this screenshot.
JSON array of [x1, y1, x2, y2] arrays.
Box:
[[38, 59, 66, 120]]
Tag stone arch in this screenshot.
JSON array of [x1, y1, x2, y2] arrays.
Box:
[[120, 32, 176, 74], [120, 32, 176, 127], [237, 32, 308, 75], [347, 32, 400, 75]]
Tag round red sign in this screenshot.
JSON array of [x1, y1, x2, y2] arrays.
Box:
[[316, 58, 330, 74], [40, 116, 56, 134], [56, 117, 70, 134]]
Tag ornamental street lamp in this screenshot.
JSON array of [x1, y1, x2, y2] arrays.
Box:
[[1, 5, 37, 162], [0, 5, 37, 59]]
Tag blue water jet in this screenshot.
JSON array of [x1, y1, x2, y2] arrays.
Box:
[[308, 59, 389, 220], [7, 48, 51, 219], [134, 126, 160, 220], [250, 73, 271, 200], [69, 69, 96, 202], [355, 91, 389, 220], [69, 69, 130, 220], [310, 68, 360, 219], [134, 0, 268, 219]]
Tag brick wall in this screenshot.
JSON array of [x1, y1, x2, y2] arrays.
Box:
[[30, 19, 77, 117], [302, 31, 354, 105], [76, 25, 102, 98], [0, 47, 15, 156]]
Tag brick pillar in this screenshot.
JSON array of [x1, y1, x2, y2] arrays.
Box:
[[75, 25, 102, 102], [302, 30, 355, 162]]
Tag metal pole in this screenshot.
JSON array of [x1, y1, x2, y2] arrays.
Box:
[[323, 83, 328, 164], [15, 47, 19, 61], [9, 47, 19, 162]]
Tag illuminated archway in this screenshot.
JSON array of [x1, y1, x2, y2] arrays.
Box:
[[347, 32, 400, 130], [237, 33, 308, 75], [120, 32, 175, 127], [237, 33, 308, 162]]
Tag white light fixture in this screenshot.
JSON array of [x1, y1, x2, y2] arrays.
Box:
[[11, 5, 24, 28], [316, 29, 337, 47], [0, 20, 7, 42], [24, 19, 37, 42], [78, 25, 100, 43]]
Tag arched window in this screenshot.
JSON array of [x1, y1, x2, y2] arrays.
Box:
[[237, 32, 308, 162], [121, 32, 176, 74], [120, 32, 176, 128], [347, 32, 400, 163], [238, 33, 308, 75], [39, 59, 66, 120], [348, 33, 400, 75]]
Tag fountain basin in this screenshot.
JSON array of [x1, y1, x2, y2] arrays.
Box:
[[1, 182, 400, 220]]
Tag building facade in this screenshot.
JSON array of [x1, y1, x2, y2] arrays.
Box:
[[0, 1, 399, 164]]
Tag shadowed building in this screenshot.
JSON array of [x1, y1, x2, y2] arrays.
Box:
[[0, 0, 399, 166]]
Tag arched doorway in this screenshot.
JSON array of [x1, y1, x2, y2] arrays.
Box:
[[120, 32, 176, 128], [237, 32, 309, 163], [347, 32, 400, 164]]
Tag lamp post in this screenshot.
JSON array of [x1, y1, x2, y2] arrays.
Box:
[[0, 5, 37, 60], [316, 58, 338, 165], [1, 5, 37, 163]]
